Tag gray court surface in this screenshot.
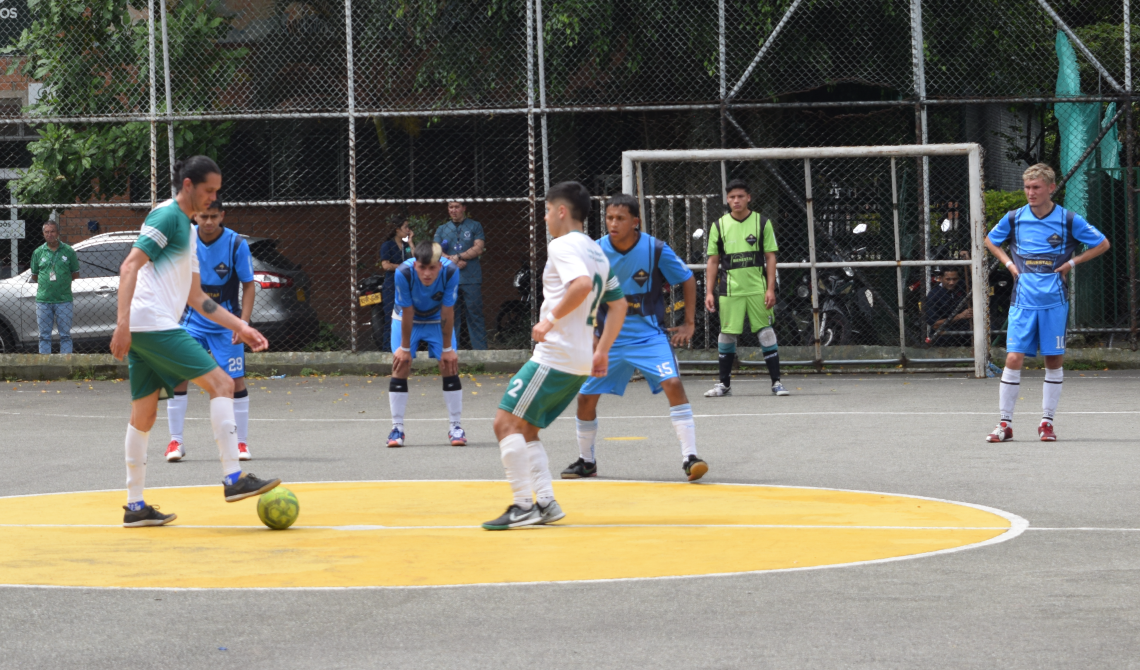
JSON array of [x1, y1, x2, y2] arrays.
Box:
[[1, 369, 1138, 669]]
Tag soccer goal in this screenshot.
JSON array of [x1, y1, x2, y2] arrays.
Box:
[[620, 144, 989, 378]]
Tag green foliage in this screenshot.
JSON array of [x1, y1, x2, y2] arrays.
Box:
[[984, 189, 1027, 230], [5, 0, 245, 204], [302, 322, 346, 352]]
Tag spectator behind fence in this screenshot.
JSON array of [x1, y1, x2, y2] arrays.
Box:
[[924, 267, 973, 347], [434, 201, 487, 349], [377, 219, 415, 349], [30, 220, 80, 354]]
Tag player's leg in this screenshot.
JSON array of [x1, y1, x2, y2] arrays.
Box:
[[122, 345, 176, 527], [627, 339, 707, 480], [209, 331, 252, 460], [429, 324, 466, 446], [165, 380, 190, 462], [749, 298, 788, 396], [233, 376, 250, 459], [1038, 306, 1068, 441], [988, 306, 1036, 442], [564, 352, 633, 478], [386, 318, 420, 447], [707, 296, 744, 397]]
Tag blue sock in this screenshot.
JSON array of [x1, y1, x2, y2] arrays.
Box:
[[223, 471, 242, 486], [126, 500, 146, 512]]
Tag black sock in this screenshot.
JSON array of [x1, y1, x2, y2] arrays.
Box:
[[718, 352, 735, 387], [764, 352, 781, 383]]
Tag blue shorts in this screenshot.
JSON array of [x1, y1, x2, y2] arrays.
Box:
[[186, 327, 246, 378], [1006, 304, 1068, 356], [579, 336, 679, 396], [390, 317, 457, 359]]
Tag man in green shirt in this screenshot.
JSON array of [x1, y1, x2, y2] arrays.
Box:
[[29, 221, 80, 354], [704, 179, 789, 397]]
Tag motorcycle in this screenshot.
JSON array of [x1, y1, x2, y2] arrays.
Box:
[[357, 274, 386, 348], [493, 263, 539, 349]]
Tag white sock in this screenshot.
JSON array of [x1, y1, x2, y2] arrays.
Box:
[[209, 397, 241, 479], [575, 418, 598, 463], [527, 440, 555, 505], [1042, 367, 1063, 422], [166, 393, 187, 444], [125, 424, 149, 504], [498, 434, 533, 509], [389, 392, 408, 430], [999, 367, 1021, 423], [233, 395, 250, 443], [443, 390, 462, 427], [670, 403, 698, 461]]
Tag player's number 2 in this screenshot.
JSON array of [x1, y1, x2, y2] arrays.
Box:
[[586, 274, 604, 326], [507, 378, 524, 398]]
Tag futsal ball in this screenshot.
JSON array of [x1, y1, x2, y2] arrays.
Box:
[[257, 487, 300, 530]]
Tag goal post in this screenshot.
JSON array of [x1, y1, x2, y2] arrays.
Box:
[[621, 144, 989, 378]]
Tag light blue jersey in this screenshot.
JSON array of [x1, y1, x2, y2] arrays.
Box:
[[595, 232, 693, 346], [393, 257, 460, 323], [987, 204, 1105, 310], [181, 226, 254, 334]]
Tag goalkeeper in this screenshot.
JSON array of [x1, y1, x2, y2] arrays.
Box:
[[704, 179, 789, 397]]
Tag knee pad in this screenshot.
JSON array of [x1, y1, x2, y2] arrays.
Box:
[[389, 377, 409, 393], [442, 375, 462, 391], [759, 327, 778, 351], [717, 332, 738, 355]]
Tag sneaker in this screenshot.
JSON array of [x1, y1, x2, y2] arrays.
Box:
[[704, 382, 731, 397], [986, 421, 1013, 443], [122, 504, 176, 528], [238, 442, 251, 461], [482, 504, 543, 530], [387, 427, 405, 448], [537, 500, 566, 524], [448, 425, 467, 446], [561, 457, 598, 479], [223, 472, 281, 502], [1038, 421, 1057, 442], [164, 440, 184, 462], [683, 455, 709, 482], [771, 381, 790, 396]]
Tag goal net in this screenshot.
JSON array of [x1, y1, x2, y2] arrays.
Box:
[[620, 144, 989, 378]]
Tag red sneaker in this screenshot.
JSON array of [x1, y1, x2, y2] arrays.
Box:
[[1037, 422, 1057, 442], [238, 442, 251, 461], [165, 440, 185, 462], [986, 422, 1013, 443]]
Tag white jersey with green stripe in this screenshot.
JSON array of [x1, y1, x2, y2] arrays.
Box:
[[533, 230, 623, 376], [129, 199, 198, 332]]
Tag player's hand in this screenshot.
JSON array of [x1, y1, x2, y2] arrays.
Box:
[[110, 323, 131, 361], [764, 288, 777, 309], [1054, 262, 1073, 280], [591, 349, 609, 377], [705, 293, 717, 313], [532, 318, 554, 343], [956, 307, 973, 321], [668, 322, 695, 347], [393, 346, 412, 369], [457, 259, 467, 269], [232, 320, 248, 345], [440, 349, 459, 376], [235, 323, 269, 352]]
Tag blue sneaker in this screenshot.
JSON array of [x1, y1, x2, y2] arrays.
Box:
[[448, 425, 467, 446], [771, 381, 790, 396], [387, 426, 405, 448]]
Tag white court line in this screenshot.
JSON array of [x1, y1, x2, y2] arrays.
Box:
[[0, 523, 1012, 531], [1026, 527, 1140, 531]]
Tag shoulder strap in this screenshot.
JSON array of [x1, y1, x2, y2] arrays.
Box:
[[1064, 208, 1075, 244], [714, 217, 726, 258], [1008, 210, 1018, 249]]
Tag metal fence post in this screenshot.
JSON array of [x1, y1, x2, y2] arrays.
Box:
[[346, 0, 358, 353], [527, 0, 538, 324], [803, 158, 822, 368], [148, 0, 157, 207], [968, 145, 988, 377], [536, 0, 549, 193], [891, 158, 906, 362], [1125, 0, 1137, 348], [911, 0, 931, 311], [159, 0, 175, 196]]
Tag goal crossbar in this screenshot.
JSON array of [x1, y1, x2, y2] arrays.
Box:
[[621, 144, 988, 378]]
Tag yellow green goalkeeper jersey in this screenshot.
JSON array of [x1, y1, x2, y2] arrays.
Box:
[[706, 211, 778, 296]]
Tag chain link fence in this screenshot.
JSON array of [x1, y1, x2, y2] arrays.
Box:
[[0, 0, 1135, 359]]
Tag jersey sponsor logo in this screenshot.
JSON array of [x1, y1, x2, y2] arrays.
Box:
[[214, 261, 230, 276], [746, 234, 757, 246], [1023, 258, 1055, 273], [632, 269, 650, 287], [1047, 233, 1062, 248]]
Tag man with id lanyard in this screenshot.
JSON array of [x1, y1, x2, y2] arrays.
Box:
[[29, 220, 80, 354]]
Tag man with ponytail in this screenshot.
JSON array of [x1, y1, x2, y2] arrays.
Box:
[[110, 156, 281, 527]]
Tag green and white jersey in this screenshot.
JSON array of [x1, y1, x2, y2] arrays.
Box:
[[706, 211, 778, 297], [533, 231, 623, 376], [129, 199, 198, 332]]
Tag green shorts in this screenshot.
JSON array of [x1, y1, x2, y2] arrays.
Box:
[[128, 329, 218, 401], [498, 360, 588, 429], [718, 294, 773, 335]]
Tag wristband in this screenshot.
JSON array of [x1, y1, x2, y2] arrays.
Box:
[[546, 314, 560, 325], [1068, 259, 1077, 270], [398, 346, 410, 352], [442, 346, 454, 353], [1004, 261, 1013, 269]]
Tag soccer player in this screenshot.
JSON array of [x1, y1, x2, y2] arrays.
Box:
[[562, 194, 708, 482], [704, 179, 789, 398], [110, 156, 280, 528], [984, 163, 1110, 443], [387, 241, 466, 447], [483, 181, 627, 531], [165, 198, 256, 463]]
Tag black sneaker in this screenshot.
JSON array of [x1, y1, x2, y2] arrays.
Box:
[[224, 472, 281, 502], [482, 504, 542, 530], [683, 455, 708, 482], [561, 457, 598, 479], [122, 504, 177, 528]]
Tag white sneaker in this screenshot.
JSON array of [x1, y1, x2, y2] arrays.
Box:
[[704, 382, 732, 397], [238, 442, 251, 461], [165, 440, 185, 462]]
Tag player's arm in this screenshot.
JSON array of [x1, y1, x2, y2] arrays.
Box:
[[704, 254, 718, 312], [1057, 238, 1110, 279], [188, 275, 268, 351], [439, 305, 458, 376], [763, 250, 777, 309], [110, 247, 150, 360], [666, 275, 697, 346], [984, 237, 1018, 279], [532, 275, 593, 343], [592, 294, 628, 378]]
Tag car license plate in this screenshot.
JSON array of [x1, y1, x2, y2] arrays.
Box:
[[359, 292, 382, 307], [296, 288, 306, 302]]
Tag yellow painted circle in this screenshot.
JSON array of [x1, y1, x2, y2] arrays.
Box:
[[0, 481, 1022, 589]]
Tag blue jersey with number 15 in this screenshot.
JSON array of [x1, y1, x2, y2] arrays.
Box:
[[595, 232, 693, 347]]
